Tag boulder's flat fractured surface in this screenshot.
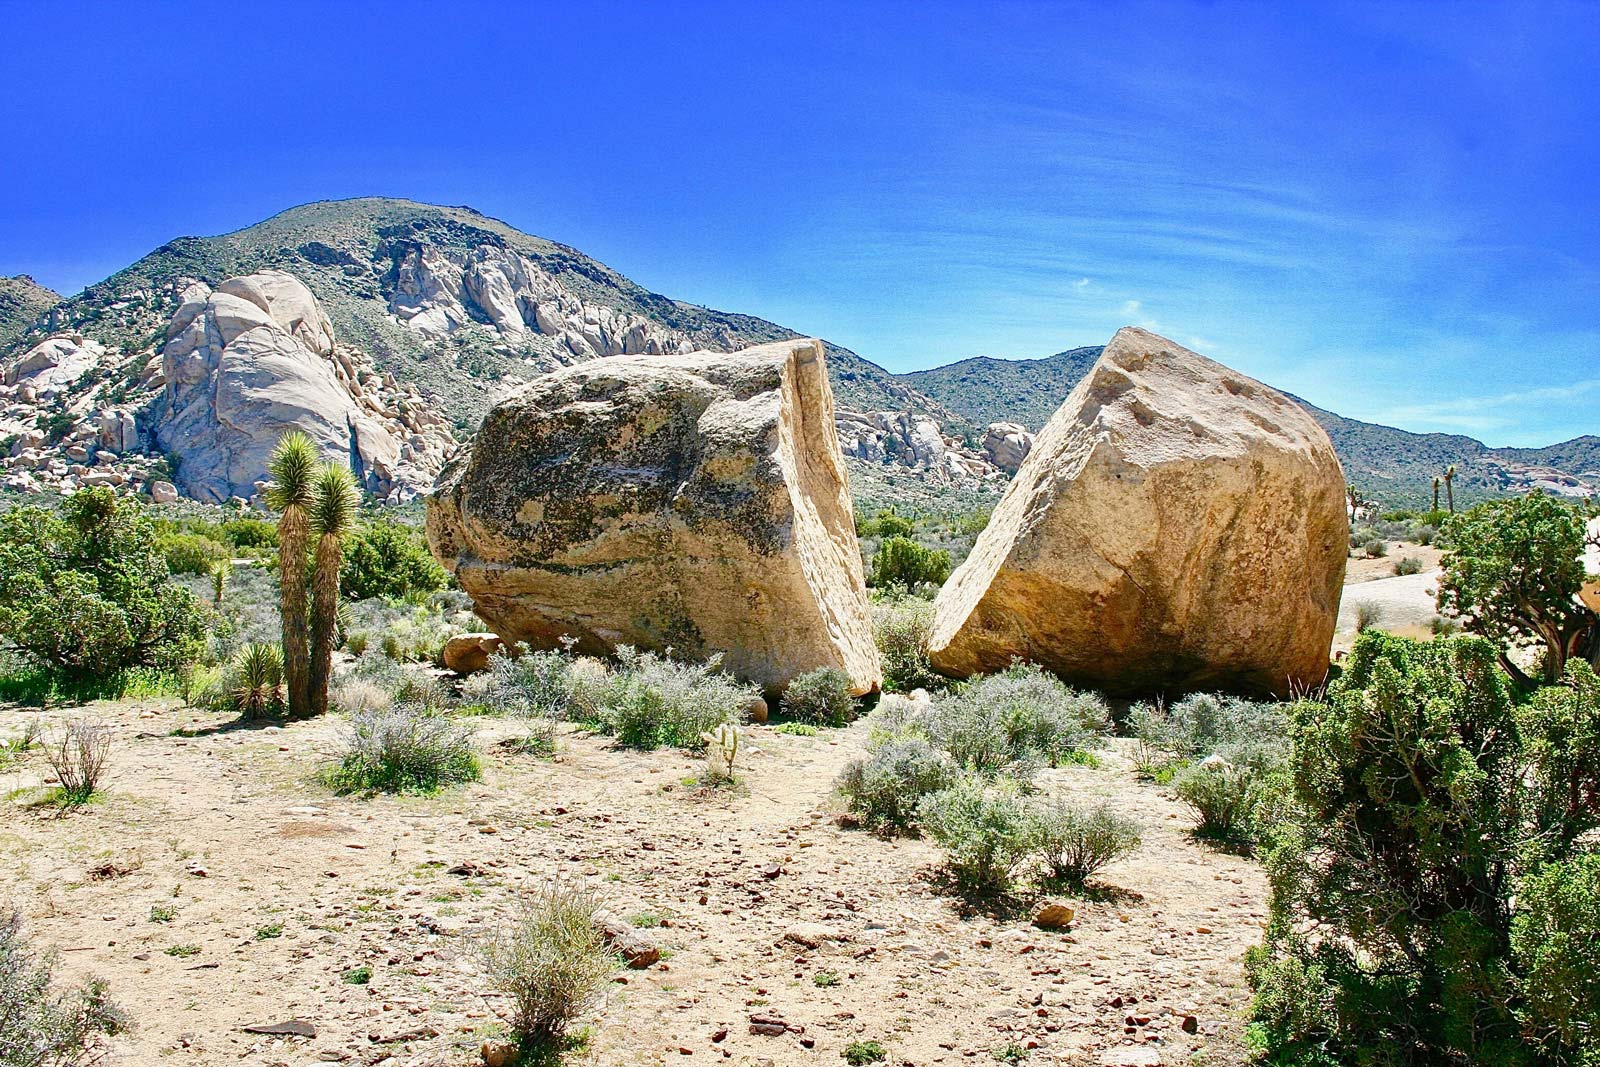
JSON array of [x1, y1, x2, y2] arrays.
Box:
[[427, 339, 880, 695], [930, 327, 1347, 697]]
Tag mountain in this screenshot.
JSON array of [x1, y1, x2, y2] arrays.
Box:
[[26, 198, 946, 432], [0, 275, 60, 351], [905, 349, 1600, 508], [901, 347, 1103, 430]]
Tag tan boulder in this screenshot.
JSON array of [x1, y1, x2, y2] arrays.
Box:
[[929, 327, 1347, 697], [442, 632, 504, 675], [426, 339, 880, 696]]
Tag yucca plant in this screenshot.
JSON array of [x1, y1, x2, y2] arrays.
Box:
[[308, 463, 358, 717], [231, 642, 285, 718], [210, 556, 231, 605], [267, 431, 318, 718]]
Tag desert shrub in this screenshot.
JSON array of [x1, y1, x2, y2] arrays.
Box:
[[917, 775, 1033, 893], [868, 537, 951, 589], [925, 662, 1109, 774], [218, 517, 278, 551], [835, 735, 957, 832], [156, 531, 228, 576], [0, 488, 204, 681], [872, 597, 941, 692], [43, 720, 111, 806], [590, 648, 755, 751], [474, 646, 582, 720], [1130, 692, 1287, 770], [340, 520, 449, 602], [1026, 800, 1142, 886], [377, 609, 453, 664], [858, 509, 914, 539], [1511, 853, 1600, 1064], [1248, 632, 1528, 1064], [1174, 759, 1256, 838], [0, 906, 127, 1066], [329, 704, 479, 794], [338, 652, 447, 709], [1393, 555, 1424, 576], [1430, 615, 1461, 636], [480, 880, 615, 1049], [226, 643, 284, 718], [781, 667, 855, 726], [1354, 601, 1385, 633], [1362, 539, 1387, 558], [330, 677, 390, 716]]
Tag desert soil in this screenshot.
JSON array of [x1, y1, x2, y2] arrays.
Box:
[[2, 698, 1263, 1067]]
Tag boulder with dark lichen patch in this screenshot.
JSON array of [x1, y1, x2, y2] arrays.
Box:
[[426, 339, 880, 695]]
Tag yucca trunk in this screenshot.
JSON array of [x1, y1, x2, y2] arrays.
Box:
[[308, 531, 342, 717], [279, 507, 311, 718]]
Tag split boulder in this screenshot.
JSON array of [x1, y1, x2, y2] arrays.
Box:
[[929, 327, 1347, 697], [426, 339, 880, 695]]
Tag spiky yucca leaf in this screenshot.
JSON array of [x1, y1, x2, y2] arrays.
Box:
[[231, 642, 285, 718]]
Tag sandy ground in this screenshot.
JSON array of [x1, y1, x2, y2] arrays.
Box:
[[1, 699, 1263, 1067], [1343, 543, 1442, 584]]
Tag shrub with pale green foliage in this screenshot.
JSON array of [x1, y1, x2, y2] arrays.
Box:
[[0, 905, 127, 1067], [156, 530, 229, 576], [925, 662, 1109, 776], [835, 735, 958, 832], [917, 774, 1033, 892], [1026, 800, 1142, 886], [330, 704, 479, 794], [781, 667, 856, 726], [589, 647, 755, 751]]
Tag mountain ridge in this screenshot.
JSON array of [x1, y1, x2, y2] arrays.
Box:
[[3, 196, 1595, 509]]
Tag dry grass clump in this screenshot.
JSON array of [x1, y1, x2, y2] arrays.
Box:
[[44, 720, 112, 806], [480, 880, 616, 1050]]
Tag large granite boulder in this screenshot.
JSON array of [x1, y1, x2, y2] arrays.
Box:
[[155, 271, 451, 504], [929, 327, 1347, 697], [426, 339, 881, 695]]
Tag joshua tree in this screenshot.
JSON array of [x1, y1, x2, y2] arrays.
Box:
[[308, 462, 358, 717], [1346, 484, 1361, 520], [1444, 464, 1458, 513], [1432, 476, 1442, 513], [266, 432, 318, 718]]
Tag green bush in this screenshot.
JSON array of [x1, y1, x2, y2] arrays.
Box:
[[917, 775, 1033, 893], [0, 488, 205, 681], [835, 735, 958, 832], [1511, 854, 1600, 1065], [340, 520, 449, 602], [1128, 692, 1287, 771], [591, 648, 755, 751], [1520, 660, 1600, 853], [858, 509, 914, 539], [868, 537, 951, 589], [781, 667, 856, 726], [218, 517, 278, 551], [329, 704, 480, 794], [0, 906, 127, 1066], [1174, 759, 1254, 838], [925, 662, 1109, 775], [872, 597, 941, 692], [1026, 800, 1142, 886], [1248, 632, 1528, 1064], [157, 531, 229, 576]]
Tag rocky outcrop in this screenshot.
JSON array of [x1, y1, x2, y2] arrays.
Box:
[[836, 409, 997, 483], [929, 327, 1347, 697], [389, 243, 702, 360], [427, 339, 881, 696], [155, 271, 454, 504], [982, 422, 1034, 473], [3, 335, 104, 400]]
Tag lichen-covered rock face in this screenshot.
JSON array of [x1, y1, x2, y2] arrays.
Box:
[[929, 327, 1348, 698], [426, 339, 881, 696]]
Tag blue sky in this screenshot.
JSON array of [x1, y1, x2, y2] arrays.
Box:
[[2, 1, 1597, 446]]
